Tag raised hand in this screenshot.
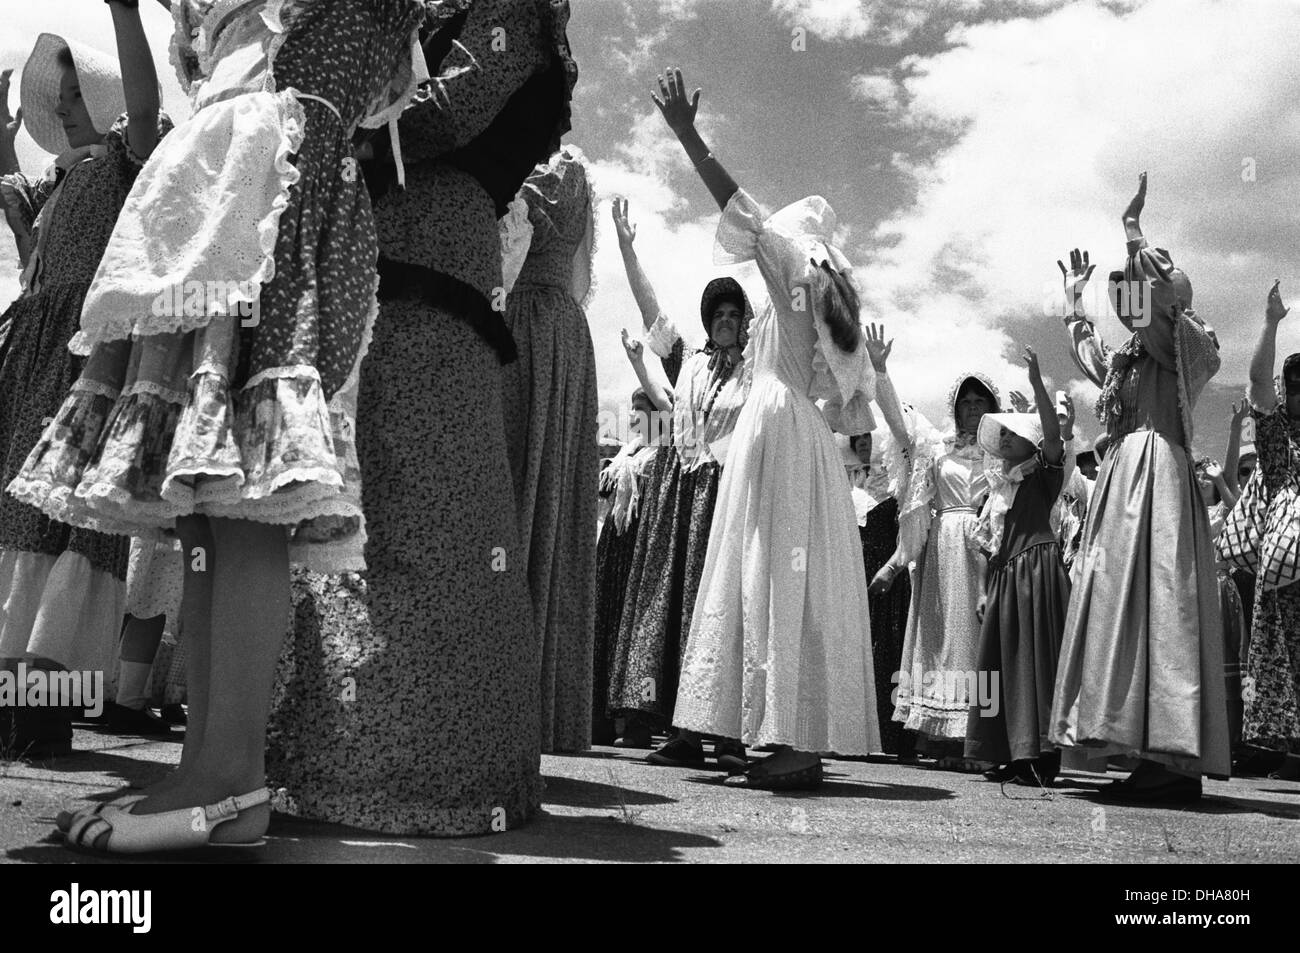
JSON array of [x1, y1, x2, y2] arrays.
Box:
[[1231, 398, 1249, 427], [1056, 247, 1096, 316], [1023, 345, 1042, 383], [1008, 390, 1031, 413], [621, 327, 645, 364], [1058, 393, 1075, 439], [1266, 279, 1289, 324], [612, 196, 636, 247], [863, 322, 893, 372], [1203, 459, 1224, 481], [651, 68, 701, 134], [1122, 171, 1147, 227]]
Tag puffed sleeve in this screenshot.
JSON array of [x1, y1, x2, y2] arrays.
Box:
[[718, 191, 876, 433], [498, 192, 534, 295], [0, 167, 59, 240], [105, 113, 175, 184], [1120, 238, 1177, 367], [1062, 313, 1111, 388], [644, 310, 684, 362]]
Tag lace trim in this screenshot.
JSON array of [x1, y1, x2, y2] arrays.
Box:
[[242, 361, 321, 391], [121, 379, 188, 406], [335, 272, 381, 401], [69, 91, 306, 354], [70, 378, 121, 402]]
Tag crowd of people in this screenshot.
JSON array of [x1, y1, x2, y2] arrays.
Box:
[[0, 0, 1295, 856]]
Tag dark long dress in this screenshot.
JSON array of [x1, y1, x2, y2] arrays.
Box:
[[966, 461, 1070, 763], [859, 496, 911, 754]]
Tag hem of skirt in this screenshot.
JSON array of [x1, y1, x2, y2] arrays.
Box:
[[68, 91, 308, 355], [268, 776, 544, 838], [894, 704, 969, 741]]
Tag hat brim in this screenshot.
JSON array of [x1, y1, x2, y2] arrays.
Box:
[[978, 412, 1042, 459], [20, 33, 126, 156]]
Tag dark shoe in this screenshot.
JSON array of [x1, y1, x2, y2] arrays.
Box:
[[1, 705, 73, 760], [733, 759, 824, 791], [614, 723, 654, 749], [1097, 775, 1202, 804], [159, 704, 188, 727], [646, 737, 705, 767], [105, 703, 175, 737], [983, 763, 1018, 782], [714, 739, 749, 774]]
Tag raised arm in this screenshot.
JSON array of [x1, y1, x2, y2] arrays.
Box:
[[1250, 280, 1288, 413], [1025, 345, 1065, 465], [612, 197, 663, 333], [1224, 398, 1248, 497], [1056, 247, 1109, 387], [108, 0, 162, 160], [621, 328, 672, 414], [0, 70, 22, 177], [652, 68, 737, 212], [398, 0, 549, 163], [864, 323, 909, 448]]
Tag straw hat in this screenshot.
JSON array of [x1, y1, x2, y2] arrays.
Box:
[[20, 33, 126, 155]]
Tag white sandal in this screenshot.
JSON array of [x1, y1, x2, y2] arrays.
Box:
[[57, 793, 146, 833], [64, 788, 270, 854]]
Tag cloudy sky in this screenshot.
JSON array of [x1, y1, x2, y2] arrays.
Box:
[[5, 0, 1300, 458]]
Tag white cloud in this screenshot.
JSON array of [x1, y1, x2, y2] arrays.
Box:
[[849, 0, 1300, 442]]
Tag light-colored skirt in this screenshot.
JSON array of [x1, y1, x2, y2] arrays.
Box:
[[1050, 429, 1230, 777]]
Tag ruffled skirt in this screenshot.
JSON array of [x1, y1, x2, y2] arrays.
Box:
[[8, 88, 375, 549]]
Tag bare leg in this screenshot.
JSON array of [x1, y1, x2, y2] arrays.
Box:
[[111, 517, 288, 845]]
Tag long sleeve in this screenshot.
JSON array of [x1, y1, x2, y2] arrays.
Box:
[[1063, 312, 1111, 388], [397, 0, 548, 163]]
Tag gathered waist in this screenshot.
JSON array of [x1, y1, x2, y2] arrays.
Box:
[[938, 505, 978, 515]]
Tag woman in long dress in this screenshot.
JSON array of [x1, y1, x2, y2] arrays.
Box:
[[886, 371, 1000, 770], [266, 0, 578, 836], [1231, 281, 1300, 778], [607, 197, 753, 761], [654, 70, 879, 789], [500, 145, 598, 754], [591, 383, 662, 745], [1050, 174, 1230, 803]]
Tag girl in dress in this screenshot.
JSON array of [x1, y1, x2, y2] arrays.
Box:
[[500, 144, 599, 754], [27, 0, 429, 853], [655, 69, 879, 789], [886, 370, 1000, 771], [965, 346, 1073, 786], [592, 381, 663, 745], [1050, 174, 1230, 803], [0, 10, 165, 759], [607, 195, 753, 762]]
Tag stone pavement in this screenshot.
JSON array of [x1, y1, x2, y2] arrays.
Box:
[[1, 727, 1298, 863]]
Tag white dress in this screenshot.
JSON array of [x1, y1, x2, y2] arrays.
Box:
[[671, 190, 881, 754]]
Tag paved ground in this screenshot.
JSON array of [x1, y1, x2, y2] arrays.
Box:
[[2, 727, 1298, 863]]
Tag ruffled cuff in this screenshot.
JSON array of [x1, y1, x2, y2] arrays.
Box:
[[812, 318, 876, 434], [498, 193, 534, 295], [713, 188, 765, 265], [644, 311, 681, 360]]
